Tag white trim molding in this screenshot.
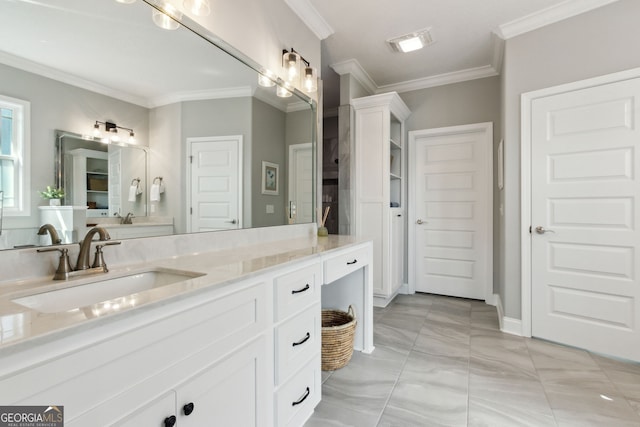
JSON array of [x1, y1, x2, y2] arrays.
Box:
[[283, 0, 334, 40], [379, 65, 498, 94], [496, 0, 619, 39], [330, 59, 378, 95], [520, 66, 640, 339], [494, 294, 523, 336]]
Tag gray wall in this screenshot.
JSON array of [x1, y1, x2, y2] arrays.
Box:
[[501, 0, 640, 318], [399, 76, 502, 288], [0, 63, 149, 233], [251, 98, 286, 227]]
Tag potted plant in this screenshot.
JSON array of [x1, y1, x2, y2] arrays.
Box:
[[39, 186, 65, 206]]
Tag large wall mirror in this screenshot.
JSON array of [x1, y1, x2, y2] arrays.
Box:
[[0, 0, 316, 250]]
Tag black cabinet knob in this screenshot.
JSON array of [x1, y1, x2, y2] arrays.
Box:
[[183, 402, 195, 416], [164, 415, 176, 427]]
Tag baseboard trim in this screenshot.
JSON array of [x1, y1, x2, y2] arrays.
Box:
[[493, 293, 523, 336]]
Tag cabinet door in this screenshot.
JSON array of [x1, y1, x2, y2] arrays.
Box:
[[115, 391, 176, 427], [178, 336, 268, 427]]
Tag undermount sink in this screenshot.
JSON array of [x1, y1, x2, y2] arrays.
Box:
[[12, 269, 205, 314]]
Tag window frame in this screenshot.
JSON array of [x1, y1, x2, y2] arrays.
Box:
[[0, 94, 30, 217]]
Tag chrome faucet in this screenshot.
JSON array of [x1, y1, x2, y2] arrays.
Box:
[[76, 226, 111, 270], [37, 224, 62, 245]]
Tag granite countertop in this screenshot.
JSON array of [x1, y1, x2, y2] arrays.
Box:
[[0, 235, 366, 351]]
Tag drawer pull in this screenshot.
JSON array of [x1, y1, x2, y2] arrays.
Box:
[[292, 332, 311, 347], [291, 283, 310, 295], [292, 387, 310, 406], [164, 415, 177, 427], [347, 259, 358, 265], [183, 402, 195, 416]]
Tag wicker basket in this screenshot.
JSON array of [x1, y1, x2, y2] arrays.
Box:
[[321, 305, 357, 371]]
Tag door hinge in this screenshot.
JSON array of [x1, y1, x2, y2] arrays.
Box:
[[190, 207, 193, 215], [190, 155, 193, 164], [529, 225, 532, 234]]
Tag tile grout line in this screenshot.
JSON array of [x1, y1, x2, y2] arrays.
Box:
[[374, 301, 431, 427]]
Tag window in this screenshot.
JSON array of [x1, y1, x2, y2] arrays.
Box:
[[0, 94, 30, 216]]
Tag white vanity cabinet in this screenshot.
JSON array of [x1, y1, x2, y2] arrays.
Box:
[[117, 336, 268, 427], [351, 92, 410, 307], [0, 233, 375, 427], [0, 279, 271, 427], [273, 262, 322, 427]]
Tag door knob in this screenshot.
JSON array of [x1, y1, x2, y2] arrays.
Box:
[[416, 219, 425, 225], [226, 219, 237, 224], [535, 226, 555, 234]]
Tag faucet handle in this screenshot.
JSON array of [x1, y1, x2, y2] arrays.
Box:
[[37, 247, 73, 280], [92, 241, 121, 271]]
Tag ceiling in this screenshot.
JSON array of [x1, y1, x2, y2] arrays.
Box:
[[285, 0, 619, 109]]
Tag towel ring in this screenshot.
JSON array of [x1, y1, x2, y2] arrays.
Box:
[[153, 177, 163, 184], [131, 178, 140, 185]]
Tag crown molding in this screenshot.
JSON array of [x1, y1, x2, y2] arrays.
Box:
[[490, 32, 505, 75], [150, 87, 253, 108], [330, 59, 378, 95], [378, 65, 499, 94], [284, 0, 334, 40], [496, 0, 619, 39], [0, 51, 149, 108]]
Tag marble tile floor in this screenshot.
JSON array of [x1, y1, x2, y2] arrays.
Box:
[[304, 293, 640, 427]]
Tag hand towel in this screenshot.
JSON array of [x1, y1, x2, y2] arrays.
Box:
[[128, 184, 138, 202], [150, 183, 161, 202]]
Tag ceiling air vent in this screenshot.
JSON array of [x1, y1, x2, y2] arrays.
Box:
[[387, 27, 435, 53]]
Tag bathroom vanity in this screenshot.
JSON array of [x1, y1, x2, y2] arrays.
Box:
[[0, 225, 373, 426]]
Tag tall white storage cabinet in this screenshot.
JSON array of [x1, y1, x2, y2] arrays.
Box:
[[352, 92, 410, 307]]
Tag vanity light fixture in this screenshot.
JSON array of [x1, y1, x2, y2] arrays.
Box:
[[282, 48, 318, 93], [93, 121, 135, 144], [387, 27, 434, 53]]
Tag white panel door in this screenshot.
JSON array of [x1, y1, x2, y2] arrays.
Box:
[[188, 136, 242, 232], [410, 123, 492, 300], [531, 78, 640, 361], [288, 143, 313, 224]]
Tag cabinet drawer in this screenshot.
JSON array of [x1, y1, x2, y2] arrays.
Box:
[[323, 246, 369, 284], [274, 263, 321, 321], [275, 303, 320, 385], [275, 355, 321, 427]]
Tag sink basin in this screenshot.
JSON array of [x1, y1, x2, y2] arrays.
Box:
[[12, 269, 204, 314]]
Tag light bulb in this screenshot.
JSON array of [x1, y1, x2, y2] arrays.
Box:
[[283, 51, 300, 83], [258, 70, 276, 87], [303, 67, 317, 93], [183, 0, 210, 16], [276, 83, 293, 98], [152, 2, 183, 30], [109, 128, 120, 142], [93, 123, 101, 137], [115, 0, 136, 3], [128, 131, 135, 144]]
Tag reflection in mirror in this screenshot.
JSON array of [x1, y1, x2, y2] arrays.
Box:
[[56, 131, 149, 220], [0, 0, 316, 250]]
